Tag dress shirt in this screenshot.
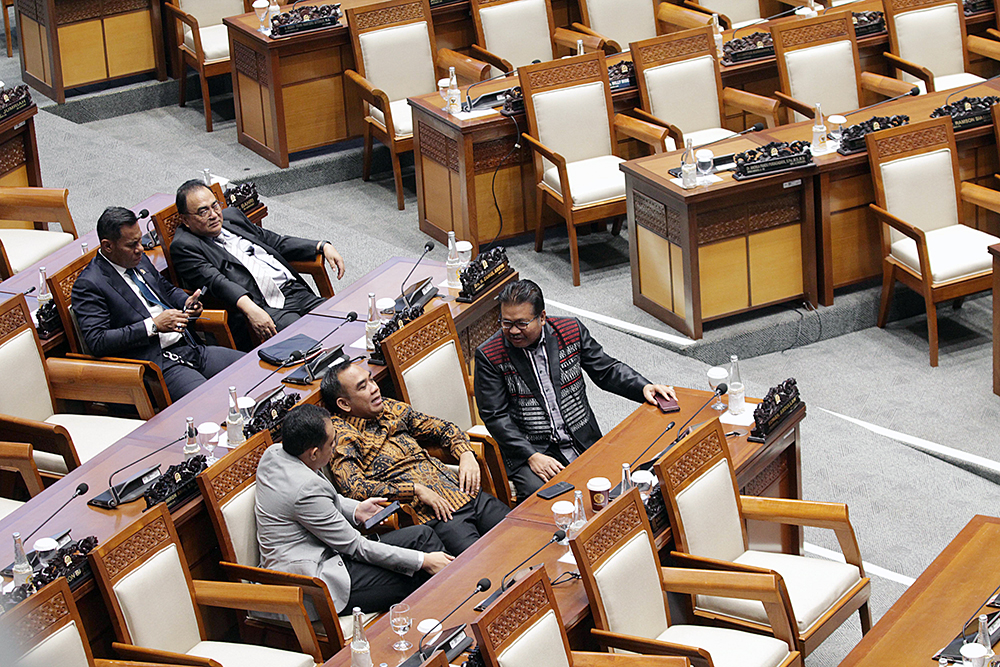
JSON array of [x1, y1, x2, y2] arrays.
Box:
[[525, 328, 578, 462], [214, 228, 295, 288], [99, 252, 181, 348], [330, 398, 474, 524]]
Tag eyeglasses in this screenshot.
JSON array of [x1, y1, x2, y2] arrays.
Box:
[[499, 315, 539, 331], [192, 200, 222, 219]]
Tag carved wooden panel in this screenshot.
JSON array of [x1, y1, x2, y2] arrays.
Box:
[[582, 501, 642, 564], [474, 136, 523, 174], [55, 0, 102, 24], [634, 191, 667, 239], [103, 0, 150, 16], [234, 41, 268, 88], [56, 265, 88, 304], [10, 589, 70, 650], [353, 1, 425, 31], [0, 135, 27, 176], [389, 312, 452, 367], [460, 304, 500, 367], [418, 122, 459, 172], [872, 124, 949, 160], [884, 0, 946, 11], [666, 431, 723, 488], [0, 300, 29, 339], [102, 515, 171, 579], [19, 0, 44, 24], [780, 17, 850, 49], [698, 205, 747, 245], [741, 455, 789, 497], [209, 441, 268, 502], [748, 193, 800, 232], [484, 579, 550, 648], [525, 59, 602, 90], [636, 32, 712, 65]]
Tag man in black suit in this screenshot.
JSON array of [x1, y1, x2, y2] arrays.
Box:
[[73, 207, 244, 400], [170, 180, 345, 347]]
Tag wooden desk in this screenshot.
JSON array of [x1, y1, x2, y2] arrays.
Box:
[[992, 243, 999, 396], [0, 104, 42, 190], [842, 514, 1000, 666], [15, 0, 166, 104]]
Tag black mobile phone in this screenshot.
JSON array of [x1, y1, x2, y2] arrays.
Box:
[[654, 394, 680, 413], [186, 286, 208, 312], [363, 500, 401, 530], [538, 481, 574, 500]]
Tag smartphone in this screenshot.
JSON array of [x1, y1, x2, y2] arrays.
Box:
[[363, 500, 401, 530], [537, 481, 574, 500], [186, 286, 208, 312], [654, 394, 680, 413]]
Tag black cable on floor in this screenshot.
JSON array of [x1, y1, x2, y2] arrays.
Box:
[[486, 114, 521, 252]]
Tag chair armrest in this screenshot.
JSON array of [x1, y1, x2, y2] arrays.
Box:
[[988, 27, 1000, 41], [46, 357, 155, 420], [968, 34, 1000, 62], [657, 2, 713, 29], [190, 309, 237, 349], [590, 629, 710, 662], [571, 652, 690, 667], [289, 256, 335, 299], [774, 91, 815, 121], [859, 71, 918, 98], [669, 549, 774, 574], [466, 429, 515, 506], [0, 441, 44, 496], [869, 204, 925, 244], [628, 108, 682, 149], [570, 22, 621, 53], [111, 643, 216, 667], [346, 69, 395, 138], [521, 133, 573, 204], [96, 660, 208, 667], [438, 48, 491, 82], [162, 4, 204, 62], [722, 87, 781, 128], [961, 181, 1000, 215], [614, 114, 672, 152], [192, 579, 322, 663], [66, 353, 170, 412], [883, 52, 933, 92], [470, 44, 512, 74], [553, 27, 607, 53], [0, 414, 78, 471], [681, 0, 731, 27]]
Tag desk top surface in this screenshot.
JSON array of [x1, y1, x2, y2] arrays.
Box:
[[841, 514, 1000, 666]]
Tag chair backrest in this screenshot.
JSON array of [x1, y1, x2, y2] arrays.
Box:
[[0, 441, 44, 498], [472, 0, 555, 73], [197, 429, 273, 569], [346, 0, 439, 104], [0, 294, 55, 422], [382, 305, 475, 432], [771, 11, 863, 122], [578, 0, 658, 49], [471, 567, 573, 667], [46, 247, 98, 355], [0, 187, 78, 237], [570, 488, 670, 649], [694, 0, 760, 28], [654, 417, 748, 561], [175, 0, 246, 28], [519, 52, 616, 176], [0, 578, 94, 667], [631, 27, 725, 138], [883, 0, 969, 81], [866, 117, 962, 247], [89, 504, 206, 655], [152, 181, 226, 286]]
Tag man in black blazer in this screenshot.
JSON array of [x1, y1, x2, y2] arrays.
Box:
[[170, 180, 345, 347], [73, 207, 244, 401]]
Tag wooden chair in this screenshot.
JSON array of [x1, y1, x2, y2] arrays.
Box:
[[0, 187, 78, 280], [345, 0, 490, 210], [164, 0, 252, 132], [471, 566, 691, 667], [653, 417, 872, 657], [197, 430, 376, 660], [0, 577, 193, 667], [0, 294, 150, 481], [519, 52, 667, 285], [882, 0, 999, 93], [573, 0, 668, 52], [381, 304, 513, 507], [89, 503, 323, 667], [683, 0, 762, 29], [2, 0, 13, 58], [469, 0, 611, 78], [570, 488, 801, 667], [770, 11, 919, 124], [866, 117, 1000, 366], [0, 442, 43, 519], [629, 27, 780, 152]]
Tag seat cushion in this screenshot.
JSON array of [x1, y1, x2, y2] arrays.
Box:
[[0, 229, 74, 274], [0, 496, 23, 520], [542, 155, 625, 206], [183, 24, 231, 63], [933, 72, 984, 92], [480, 0, 553, 70], [660, 624, 790, 667], [15, 619, 91, 667], [40, 413, 143, 474], [644, 55, 723, 138], [696, 549, 862, 634], [784, 40, 859, 122], [187, 640, 315, 667], [369, 98, 414, 138], [890, 224, 999, 284]]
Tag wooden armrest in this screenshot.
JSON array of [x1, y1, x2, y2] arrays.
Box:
[[162, 4, 204, 61], [289, 255, 335, 299], [466, 429, 515, 506], [112, 643, 216, 667], [669, 550, 773, 574], [553, 27, 607, 53], [66, 353, 169, 412], [859, 71, 918, 98], [47, 357, 155, 420], [590, 629, 710, 661], [682, 0, 732, 27], [346, 69, 391, 117], [628, 108, 683, 148], [190, 309, 237, 349], [438, 48, 491, 82], [570, 22, 621, 53], [968, 34, 1000, 62], [0, 441, 44, 496], [869, 204, 925, 243], [614, 114, 672, 152], [722, 87, 781, 127], [572, 652, 690, 667], [883, 52, 933, 92], [0, 187, 78, 237], [961, 181, 1000, 215], [521, 134, 572, 201], [657, 2, 714, 29], [192, 579, 322, 663], [987, 27, 1000, 41], [774, 91, 815, 121], [470, 44, 512, 74], [0, 414, 77, 472], [96, 660, 208, 667]]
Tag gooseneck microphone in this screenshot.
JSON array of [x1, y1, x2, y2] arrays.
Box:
[[843, 86, 920, 118], [667, 383, 728, 446], [23, 483, 89, 543], [694, 122, 765, 151], [474, 530, 564, 612], [400, 578, 491, 666], [400, 241, 435, 308], [630, 421, 676, 470], [463, 69, 516, 113], [943, 71, 1000, 106], [105, 435, 185, 508]]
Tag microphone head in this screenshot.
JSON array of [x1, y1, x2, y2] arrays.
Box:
[[750, 122, 764, 132], [76, 482, 89, 494], [423, 241, 435, 253], [346, 311, 358, 322], [288, 349, 304, 361], [553, 529, 567, 542], [716, 383, 728, 395], [477, 577, 492, 592], [910, 86, 920, 96], [136, 209, 149, 220]]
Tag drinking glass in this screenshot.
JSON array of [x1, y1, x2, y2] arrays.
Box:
[[695, 149, 714, 178], [438, 78, 450, 106], [198, 422, 220, 463], [552, 501, 574, 546], [390, 603, 412, 651], [708, 366, 728, 411], [252, 0, 270, 34], [828, 114, 847, 147]]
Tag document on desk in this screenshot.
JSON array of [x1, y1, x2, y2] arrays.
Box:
[[452, 109, 500, 121], [720, 408, 756, 426]]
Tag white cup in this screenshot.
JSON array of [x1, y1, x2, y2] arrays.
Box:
[[630, 470, 655, 497], [417, 618, 441, 645], [961, 642, 989, 667], [237, 396, 256, 421], [197, 421, 221, 445], [695, 149, 714, 177], [587, 477, 612, 512]]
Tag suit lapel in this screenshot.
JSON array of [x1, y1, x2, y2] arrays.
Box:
[[544, 324, 562, 397], [97, 254, 153, 321]]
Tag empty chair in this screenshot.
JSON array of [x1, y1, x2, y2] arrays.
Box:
[[0, 187, 77, 280], [0, 442, 43, 520]]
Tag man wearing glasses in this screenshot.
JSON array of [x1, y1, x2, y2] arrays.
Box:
[[474, 279, 676, 498], [170, 180, 345, 348]]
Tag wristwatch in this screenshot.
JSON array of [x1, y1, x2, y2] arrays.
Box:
[[151, 322, 159, 335]]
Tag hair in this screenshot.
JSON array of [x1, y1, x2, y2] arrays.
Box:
[[96, 207, 139, 242], [319, 360, 354, 412], [281, 403, 333, 457], [498, 279, 545, 317], [175, 179, 212, 215]]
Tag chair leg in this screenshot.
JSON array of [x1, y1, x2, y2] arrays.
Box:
[[859, 602, 872, 635], [3, 3, 11, 58], [362, 124, 373, 182], [534, 193, 546, 252], [199, 72, 213, 133], [876, 262, 896, 328], [952, 296, 965, 310], [926, 296, 939, 367], [177, 63, 187, 108], [390, 149, 405, 211], [611, 215, 623, 236], [567, 222, 581, 287]]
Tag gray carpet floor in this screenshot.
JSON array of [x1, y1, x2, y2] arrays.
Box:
[[5, 30, 999, 665]]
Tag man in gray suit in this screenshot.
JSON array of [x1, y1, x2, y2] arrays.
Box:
[[256, 404, 453, 614]]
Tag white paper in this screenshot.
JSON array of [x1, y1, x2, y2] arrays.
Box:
[[451, 108, 499, 121], [670, 174, 723, 188], [349, 334, 368, 351], [720, 408, 756, 426], [557, 550, 577, 566]]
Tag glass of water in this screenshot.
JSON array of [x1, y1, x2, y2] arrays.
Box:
[[390, 603, 412, 651], [695, 149, 714, 178], [253, 0, 269, 33], [828, 115, 847, 148], [198, 422, 220, 464], [552, 501, 574, 546], [708, 366, 729, 411]]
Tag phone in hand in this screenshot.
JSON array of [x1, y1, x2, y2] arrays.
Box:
[[654, 394, 680, 413], [186, 286, 208, 313], [363, 500, 401, 530]]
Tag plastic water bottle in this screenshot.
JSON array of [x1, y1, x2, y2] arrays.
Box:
[[351, 607, 374, 667], [12, 532, 33, 588], [365, 292, 379, 351], [568, 490, 588, 540], [681, 138, 697, 189], [227, 386, 246, 446], [811, 103, 828, 155], [446, 231, 461, 289], [728, 354, 745, 415], [447, 67, 461, 115], [183, 416, 200, 460]]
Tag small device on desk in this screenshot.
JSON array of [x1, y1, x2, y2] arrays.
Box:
[[396, 277, 438, 312], [538, 481, 574, 500], [88, 465, 162, 508], [654, 394, 680, 413], [283, 345, 348, 385]]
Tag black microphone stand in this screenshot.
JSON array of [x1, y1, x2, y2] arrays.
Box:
[[104, 435, 184, 508], [474, 531, 564, 611], [400, 578, 491, 667], [24, 483, 89, 543], [842, 86, 921, 118], [399, 241, 435, 309], [634, 385, 727, 472]]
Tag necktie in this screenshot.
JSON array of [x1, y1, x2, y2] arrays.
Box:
[[126, 268, 195, 347], [220, 236, 286, 309]]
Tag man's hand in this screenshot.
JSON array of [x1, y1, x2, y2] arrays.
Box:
[[321, 242, 346, 280], [152, 309, 190, 333], [458, 451, 480, 496], [183, 289, 204, 317], [421, 551, 454, 574], [527, 452, 563, 482], [643, 384, 676, 404], [354, 497, 389, 524], [238, 296, 278, 340], [414, 483, 456, 521]]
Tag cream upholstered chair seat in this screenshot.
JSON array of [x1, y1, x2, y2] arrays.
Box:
[[40, 414, 142, 474], [496, 609, 570, 667], [479, 0, 553, 76], [0, 229, 74, 274], [913, 71, 983, 94], [658, 625, 790, 667], [542, 155, 626, 206], [890, 224, 998, 283], [368, 99, 414, 139], [784, 40, 859, 122], [15, 620, 91, 667], [0, 495, 22, 519], [186, 641, 315, 667], [183, 23, 231, 63], [684, 127, 734, 146]]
